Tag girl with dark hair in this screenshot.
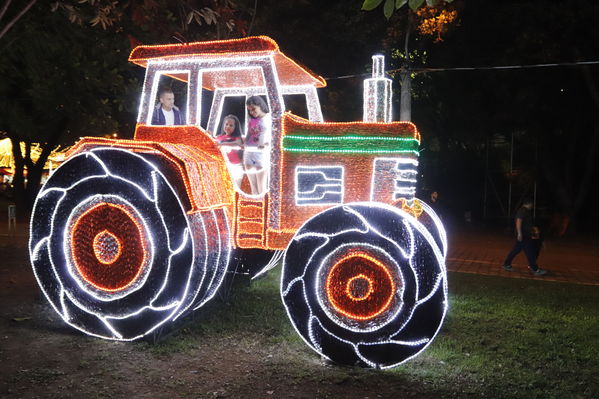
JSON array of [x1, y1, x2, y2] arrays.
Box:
[[215, 114, 244, 188], [243, 96, 271, 195]]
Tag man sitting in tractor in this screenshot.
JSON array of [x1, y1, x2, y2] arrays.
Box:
[[151, 88, 185, 126]]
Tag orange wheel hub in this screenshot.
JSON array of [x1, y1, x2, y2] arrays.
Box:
[[325, 252, 396, 321], [70, 203, 148, 292]]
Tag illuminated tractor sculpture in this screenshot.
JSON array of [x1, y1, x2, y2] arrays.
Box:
[[29, 37, 447, 368]]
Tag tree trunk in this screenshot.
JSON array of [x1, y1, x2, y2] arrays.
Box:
[[399, 12, 412, 121], [7, 116, 66, 220], [9, 137, 27, 221], [399, 70, 412, 121]]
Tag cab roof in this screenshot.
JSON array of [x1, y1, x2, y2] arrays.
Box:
[[128, 36, 326, 90]]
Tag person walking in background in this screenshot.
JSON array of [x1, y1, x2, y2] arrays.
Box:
[[429, 190, 443, 221], [503, 198, 548, 276]]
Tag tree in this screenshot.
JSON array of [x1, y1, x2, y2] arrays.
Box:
[[0, 1, 255, 219], [403, 0, 599, 233], [0, 3, 139, 218], [51, 0, 252, 42], [362, 0, 457, 121], [0, 0, 38, 40]]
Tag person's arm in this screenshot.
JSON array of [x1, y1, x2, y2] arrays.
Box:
[[151, 107, 160, 125], [258, 115, 271, 149], [218, 137, 243, 147], [515, 217, 523, 241]]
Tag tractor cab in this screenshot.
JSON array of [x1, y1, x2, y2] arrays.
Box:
[[129, 36, 326, 196]]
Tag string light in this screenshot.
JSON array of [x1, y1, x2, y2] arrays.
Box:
[[29, 148, 230, 340], [295, 165, 344, 206], [93, 230, 123, 265], [281, 202, 447, 368], [363, 55, 392, 123], [29, 36, 448, 369]]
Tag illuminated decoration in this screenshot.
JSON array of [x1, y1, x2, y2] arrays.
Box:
[[251, 250, 284, 280], [29, 148, 231, 339], [371, 158, 419, 203], [415, 6, 459, 43], [363, 55, 392, 123], [325, 252, 396, 320], [274, 113, 420, 236], [29, 36, 447, 368], [206, 85, 324, 136], [413, 199, 448, 259], [0, 138, 69, 174], [281, 203, 447, 368], [93, 230, 122, 265], [295, 165, 344, 206], [69, 202, 148, 292], [282, 134, 419, 155]]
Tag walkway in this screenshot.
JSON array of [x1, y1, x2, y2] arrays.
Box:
[[448, 229, 599, 286]]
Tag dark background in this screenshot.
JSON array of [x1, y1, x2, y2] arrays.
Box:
[[1, 0, 597, 235]]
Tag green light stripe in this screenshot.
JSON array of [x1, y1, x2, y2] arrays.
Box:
[[284, 148, 420, 155], [282, 133, 420, 154], [285, 135, 419, 142]]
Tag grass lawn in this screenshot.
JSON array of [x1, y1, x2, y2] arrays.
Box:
[[146, 269, 599, 399]]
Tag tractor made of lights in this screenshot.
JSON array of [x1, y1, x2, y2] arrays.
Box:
[[29, 36, 447, 369]]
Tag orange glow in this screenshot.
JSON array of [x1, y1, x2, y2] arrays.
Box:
[[395, 198, 424, 218], [234, 195, 267, 248], [128, 36, 326, 90], [70, 203, 148, 292], [326, 252, 396, 321], [282, 113, 420, 141], [345, 274, 374, 301], [66, 135, 235, 214], [270, 113, 420, 238], [92, 230, 122, 265], [416, 6, 458, 43]]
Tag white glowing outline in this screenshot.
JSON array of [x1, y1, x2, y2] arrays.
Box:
[[363, 55, 392, 123], [208, 84, 323, 134], [29, 148, 198, 340], [145, 69, 191, 126], [416, 199, 448, 259], [174, 211, 209, 319], [280, 202, 447, 368], [136, 53, 290, 228], [314, 242, 407, 333], [251, 250, 285, 280], [30, 42, 449, 365], [294, 165, 344, 206], [139, 55, 285, 128], [370, 157, 419, 203], [194, 209, 232, 310]]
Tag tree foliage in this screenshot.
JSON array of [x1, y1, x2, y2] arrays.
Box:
[[410, 0, 599, 232], [0, 3, 139, 216], [51, 0, 253, 42], [362, 0, 454, 19], [0, 0, 38, 41]]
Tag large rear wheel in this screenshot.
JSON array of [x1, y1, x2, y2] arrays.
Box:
[[30, 148, 196, 340]]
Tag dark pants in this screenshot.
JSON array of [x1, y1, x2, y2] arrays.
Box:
[[503, 238, 539, 271]]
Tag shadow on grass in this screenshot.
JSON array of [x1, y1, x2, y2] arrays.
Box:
[[140, 268, 599, 399], [8, 235, 598, 399]]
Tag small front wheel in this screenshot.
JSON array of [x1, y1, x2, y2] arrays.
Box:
[[281, 203, 447, 368]]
